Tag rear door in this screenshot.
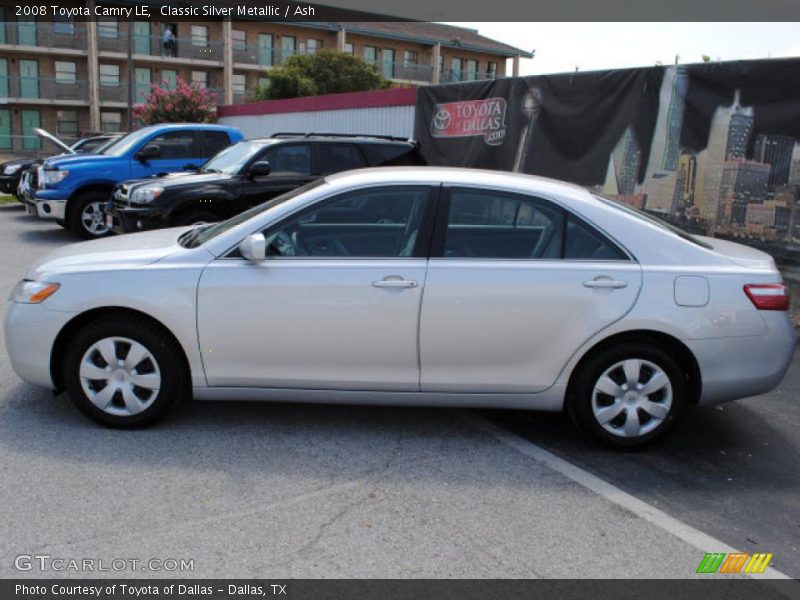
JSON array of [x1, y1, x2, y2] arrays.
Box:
[[419, 186, 642, 393]]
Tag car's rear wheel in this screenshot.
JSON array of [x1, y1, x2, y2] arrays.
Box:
[[63, 316, 187, 427], [567, 342, 688, 448], [69, 191, 111, 240], [173, 209, 219, 227]]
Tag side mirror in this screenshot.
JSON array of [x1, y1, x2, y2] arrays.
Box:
[[247, 161, 271, 178], [135, 144, 161, 162], [238, 233, 266, 261]]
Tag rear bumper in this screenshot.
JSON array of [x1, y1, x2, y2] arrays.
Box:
[[687, 311, 798, 405]]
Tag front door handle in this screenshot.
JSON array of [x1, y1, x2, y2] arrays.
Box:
[[583, 279, 628, 289], [372, 278, 418, 289]]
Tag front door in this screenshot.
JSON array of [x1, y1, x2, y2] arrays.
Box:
[[133, 21, 150, 55], [419, 186, 642, 393], [21, 110, 41, 150], [197, 184, 435, 390], [382, 48, 395, 79], [129, 129, 197, 178], [239, 142, 315, 208], [134, 67, 151, 103], [17, 17, 36, 46], [19, 59, 38, 98]]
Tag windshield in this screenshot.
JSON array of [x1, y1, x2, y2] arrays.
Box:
[[99, 128, 156, 157], [201, 140, 273, 175], [91, 136, 123, 154], [180, 179, 326, 249], [595, 195, 712, 249]]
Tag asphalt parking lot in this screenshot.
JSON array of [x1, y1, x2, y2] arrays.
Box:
[[0, 202, 798, 580]]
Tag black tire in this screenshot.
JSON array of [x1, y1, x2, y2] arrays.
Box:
[[63, 315, 188, 428], [68, 191, 112, 240], [566, 342, 688, 449], [173, 208, 219, 227]]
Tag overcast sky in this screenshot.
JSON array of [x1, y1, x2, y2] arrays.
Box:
[[449, 23, 800, 75]]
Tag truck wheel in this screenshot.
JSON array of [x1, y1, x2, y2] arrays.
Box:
[[69, 191, 111, 240], [174, 209, 219, 227]]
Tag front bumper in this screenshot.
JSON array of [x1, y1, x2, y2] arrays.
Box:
[[30, 190, 68, 221], [4, 301, 75, 389], [105, 202, 166, 234], [0, 175, 20, 195]]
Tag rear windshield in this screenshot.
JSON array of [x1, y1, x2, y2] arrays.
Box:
[[595, 195, 712, 249]]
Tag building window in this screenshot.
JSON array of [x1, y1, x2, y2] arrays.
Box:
[[191, 71, 208, 89], [100, 112, 122, 133], [97, 19, 118, 39], [281, 36, 296, 64], [232, 74, 246, 95], [403, 51, 418, 67], [258, 76, 270, 90], [465, 59, 478, 81], [232, 29, 246, 51], [191, 25, 208, 47], [56, 110, 79, 136], [55, 61, 77, 84], [99, 64, 120, 86], [363, 46, 377, 64], [344, 43, 354, 55], [451, 57, 463, 81], [487, 61, 498, 78], [53, 15, 75, 36], [307, 39, 322, 54]]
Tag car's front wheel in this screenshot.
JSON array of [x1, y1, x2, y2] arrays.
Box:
[[63, 315, 187, 427], [69, 192, 112, 240], [567, 342, 688, 448]]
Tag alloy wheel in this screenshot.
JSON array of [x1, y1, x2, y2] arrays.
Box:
[[81, 201, 110, 236]]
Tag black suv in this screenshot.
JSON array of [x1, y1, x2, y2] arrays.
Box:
[[105, 133, 425, 234]]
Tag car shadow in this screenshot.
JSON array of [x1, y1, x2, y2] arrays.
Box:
[[17, 226, 79, 245]]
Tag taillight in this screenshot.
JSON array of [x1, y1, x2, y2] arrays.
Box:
[[743, 283, 790, 311]]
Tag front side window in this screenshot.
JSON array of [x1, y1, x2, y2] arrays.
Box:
[[262, 144, 311, 176], [146, 131, 195, 160], [264, 186, 430, 258]]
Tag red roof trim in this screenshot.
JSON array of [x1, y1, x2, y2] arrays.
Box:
[[217, 87, 417, 117]]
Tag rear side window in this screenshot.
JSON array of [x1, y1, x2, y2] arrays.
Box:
[[319, 143, 368, 175], [564, 215, 628, 260], [362, 143, 425, 166], [262, 144, 311, 176], [196, 131, 231, 159], [444, 188, 563, 259], [148, 131, 195, 160]]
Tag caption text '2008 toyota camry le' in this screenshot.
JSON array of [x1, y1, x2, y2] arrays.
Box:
[[5, 168, 797, 448]]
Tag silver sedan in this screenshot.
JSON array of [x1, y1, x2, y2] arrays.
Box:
[[5, 168, 796, 447]]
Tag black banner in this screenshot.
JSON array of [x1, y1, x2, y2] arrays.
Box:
[[3, 579, 800, 600]]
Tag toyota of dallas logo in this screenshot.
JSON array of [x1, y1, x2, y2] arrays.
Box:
[[430, 97, 508, 146]]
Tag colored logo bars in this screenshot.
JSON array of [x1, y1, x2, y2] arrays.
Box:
[[696, 552, 773, 574]]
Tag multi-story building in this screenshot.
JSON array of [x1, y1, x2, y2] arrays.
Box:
[[0, 9, 530, 153]]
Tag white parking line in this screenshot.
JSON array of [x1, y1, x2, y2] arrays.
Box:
[[464, 413, 796, 583]]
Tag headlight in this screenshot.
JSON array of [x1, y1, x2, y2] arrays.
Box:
[[3, 164, 21, 176], [10, 280, 60, 304], [130, 185, 164, 204], [40, 169, 69, 187]]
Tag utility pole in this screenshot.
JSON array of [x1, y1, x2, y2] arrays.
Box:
[[127, 23, 133, 130]]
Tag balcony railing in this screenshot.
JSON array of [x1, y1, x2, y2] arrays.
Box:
[[232, 45, 327, 67], [378, 62, 435, 83], [0, 76, 89, 102], [0, 22, 87, 51], [440, 69, 501, 84], [99, 82, 128, 103]]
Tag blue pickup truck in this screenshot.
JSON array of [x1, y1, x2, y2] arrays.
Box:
[[20, 123, 244, 239]]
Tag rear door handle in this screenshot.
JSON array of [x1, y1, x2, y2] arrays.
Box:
[[372, 279, 418, 289], [583, 279, 628, 289]]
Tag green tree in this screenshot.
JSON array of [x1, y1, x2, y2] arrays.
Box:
[[132, 77, 217, 125], [256, 50, 390, 100]]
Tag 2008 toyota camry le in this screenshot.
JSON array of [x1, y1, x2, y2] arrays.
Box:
[[4, 168, 797, 447]]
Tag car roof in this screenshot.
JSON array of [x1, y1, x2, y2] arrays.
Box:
[[253, 134, 415, 145], [325, 166, 592, 200], [137, 123, 239, 133]]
